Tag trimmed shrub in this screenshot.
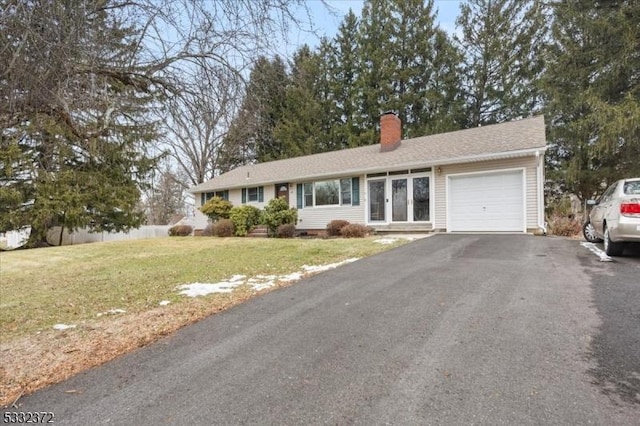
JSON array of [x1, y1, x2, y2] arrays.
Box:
[[340, 223, 371, 238], [326, 219, 350, 237], [202, 223, 215, 236], [200, 196, 233, 221], [276, 223, 296, 238], [212, 219, 235, 237], [229, 205, 262, 237], [168, 224, 193, 236], [263, 197, 297, 237]]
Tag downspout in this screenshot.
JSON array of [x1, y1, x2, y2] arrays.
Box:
[[536, 151, 547, 235]]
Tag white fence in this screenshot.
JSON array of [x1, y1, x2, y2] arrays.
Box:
[[1, 225, 172, 249], [0, 227, 31, 250], [46, 226, 172, 246]]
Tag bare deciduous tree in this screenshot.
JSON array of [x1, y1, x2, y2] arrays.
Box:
[[0, 0, 313, 245], [142, 164, 186, 225], [162, 65, 242, 187]]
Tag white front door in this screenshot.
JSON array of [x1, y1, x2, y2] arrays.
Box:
[[368, 174, 431, 224]]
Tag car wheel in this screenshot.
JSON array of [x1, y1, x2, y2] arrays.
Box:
[[604, 224, 624, 256], [582, 221, 602, 243]]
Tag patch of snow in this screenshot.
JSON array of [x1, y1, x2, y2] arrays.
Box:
[[159, 300, 171, 306], [247, 275, 278, 291], [177, 258, 361, 298], [53, 324, 76, 331], [374, 238, 399, 245], [279, 272, 304, 282], [250, 274, 278, 281], [96, 308, 127, 317], [177, 282, 238, 297], [251, 281, 276, 291], [302, 258, 359, 273], [580, 242, 613, 262]]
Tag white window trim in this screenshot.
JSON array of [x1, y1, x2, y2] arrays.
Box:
[[247, 187, 259, 203], [303, 179, 354, 208]]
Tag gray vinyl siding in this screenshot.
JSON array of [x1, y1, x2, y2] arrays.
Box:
[[434, 156, 540, 230], [228, 188, 242, 206], [297, 205, 366, 229], [293, 176, 365, 229]]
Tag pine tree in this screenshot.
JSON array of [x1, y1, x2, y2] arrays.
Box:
[[326, 10, 364, 149], [356, 0, 396, 144], [1, 0, 156, 245], [355, 0, 463, 143], [543, 0, 640, 200], [219, 56, 289, 168], [274, 45, 329, 157], [455, 0, 547, 127]]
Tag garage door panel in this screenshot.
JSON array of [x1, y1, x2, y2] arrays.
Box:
[[448, 170, 524, 232]]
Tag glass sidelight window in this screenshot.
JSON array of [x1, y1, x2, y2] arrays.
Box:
[[368, 180, 386, 221], [367, 174, 430, 223], [413, 177, 430, 221], [392, 179, 408, 221]]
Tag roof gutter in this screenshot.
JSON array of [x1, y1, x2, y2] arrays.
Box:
[[188, 147, 547, 193]]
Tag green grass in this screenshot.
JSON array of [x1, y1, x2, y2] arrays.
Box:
[[0, 236, 406, 339]]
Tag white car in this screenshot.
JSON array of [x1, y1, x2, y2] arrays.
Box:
[[583, 178, 640, 256]]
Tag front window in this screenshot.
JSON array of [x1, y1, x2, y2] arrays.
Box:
[[242, 186, 263, 203], [247, 187, 258, 202], [340, 179, 352, 205], [304, 183, 313, 207], [300, 178, 356, 207], [315, 180, 340, 206]]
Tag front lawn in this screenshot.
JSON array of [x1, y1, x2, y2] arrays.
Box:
[[0, 236, 408, 406], [0, 236, 405, 339]]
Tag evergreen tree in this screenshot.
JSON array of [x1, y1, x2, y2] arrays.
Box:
[[274, 45, 329, 157], [219, 56, 289, 168], [355, 0, 463, 143], [416, 29, 466, 135], [1, 0, 156, 245], [314, 38, 345, 153], [326, 10, 364, 149], [356, 0, 396, 144], [543, 1, 640, 200], [455, 0, 547, 126]]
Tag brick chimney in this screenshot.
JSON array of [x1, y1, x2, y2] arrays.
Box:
[[380, 112, 401, 152]]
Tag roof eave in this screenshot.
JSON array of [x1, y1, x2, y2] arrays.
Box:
[[188, 146, 546, 194]]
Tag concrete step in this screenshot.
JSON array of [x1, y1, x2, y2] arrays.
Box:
[[373, 226, 434, 234], [247, 226, 268, 238]]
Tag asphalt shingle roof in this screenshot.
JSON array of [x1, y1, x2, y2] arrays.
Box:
[[189, 115, 546, 193]]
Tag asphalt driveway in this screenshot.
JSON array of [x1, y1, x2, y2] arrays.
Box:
[[7, 235, 640, 424]]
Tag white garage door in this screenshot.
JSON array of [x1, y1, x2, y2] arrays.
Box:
[[448, 170, 525, 232]]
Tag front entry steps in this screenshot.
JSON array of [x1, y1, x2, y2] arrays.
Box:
[[373, 224, 435, 235], [247, 225, 268, 238]]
